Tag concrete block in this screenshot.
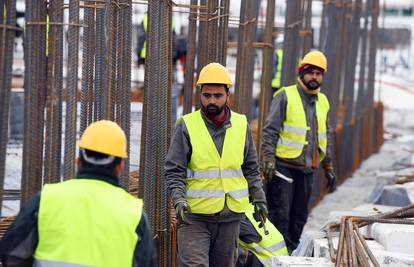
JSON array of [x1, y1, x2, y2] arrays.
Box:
[[372, 223, 414, 254], [271, 256, 333, 266]]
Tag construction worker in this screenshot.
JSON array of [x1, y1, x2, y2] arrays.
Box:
[[261, 50, 336, 253], [165, 62, 268, 267], [237, 204, 288, 267], [271, 48, 283, 93], [0, 120, 157, 267]]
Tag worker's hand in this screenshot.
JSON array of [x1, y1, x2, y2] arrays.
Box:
[[253, 201, 268, 228], [325, 170, 337, 193], [175, 202, 192, 225], [262, 160, 276, 181]]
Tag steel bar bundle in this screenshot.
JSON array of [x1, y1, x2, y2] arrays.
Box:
[[0, 0, 17, 215], [21, 0, 48, 205], [234, 0, 260, 119], [63, 0, 80, 180], [43, 0, 64, 184], [183, 0, 198, 115], [256, 0, 276, 158], [327, 204, 414, 266], [138, 0, 172, 265], [281, 0, 302, 87]]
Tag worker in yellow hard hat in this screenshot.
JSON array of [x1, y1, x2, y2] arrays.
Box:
[[261, 50, 336, 253], [165, 62, 267, 266], [0, 120, 157, 267]]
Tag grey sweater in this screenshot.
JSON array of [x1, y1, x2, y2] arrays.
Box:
[[261, 83, 334, 174], [165, 107, 266, 222]]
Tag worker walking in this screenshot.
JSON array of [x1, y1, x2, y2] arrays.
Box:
[[271, 48, 283, 93], [0, 120, 157, 267], [237, 203, 288, 267], [165, 62, 268, 267], [261, 50, 337, 253]]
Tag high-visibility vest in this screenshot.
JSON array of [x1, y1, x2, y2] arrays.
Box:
[[34, 179, 143, 267], [271, 49, 283, 89], [140, 15, 148, 59], [274, 85, 329, 160], [239, 204, 288, 267], [182, 110, 249, 214]]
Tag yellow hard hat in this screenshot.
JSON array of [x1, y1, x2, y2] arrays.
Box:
[[79, 120, 127, 158], [196, 62, 233, 86], [300, 50, 327, 72]]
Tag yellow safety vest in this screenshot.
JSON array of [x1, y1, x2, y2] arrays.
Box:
[[34, 179, 143, 267], [239, 204, 288, 266], [140, 15, 148, 59], [271, 49, 283, 89], [182, 110, 249, 214], [274, 85, 329, 160]]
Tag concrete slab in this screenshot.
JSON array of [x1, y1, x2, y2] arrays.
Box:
[[371, 223, 414, 254], [271, 256, 333, 266]]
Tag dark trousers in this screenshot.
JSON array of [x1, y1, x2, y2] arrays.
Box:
[[266, 165, 313, 253], [177, 219, 240, 267]]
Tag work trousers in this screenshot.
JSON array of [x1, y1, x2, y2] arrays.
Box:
[[177, 219, 240, 267], [266, 165, 313, 253]]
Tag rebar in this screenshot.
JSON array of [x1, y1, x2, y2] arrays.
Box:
[[63, 0, 80, 180], [183, 0, 198, 115], [0, 0, 17, 215], [44, 0, 64, 183], [256, 0, 275, 158]]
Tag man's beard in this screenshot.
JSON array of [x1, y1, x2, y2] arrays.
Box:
[[304, 79, 321, 90], [203, 102, 226, 116]]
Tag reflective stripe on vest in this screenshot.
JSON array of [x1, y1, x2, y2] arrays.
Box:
[[34, 179, 143, 267], [182, 110, 249, 214], [271, 49, 283, 88], [239, 204, 288, 267], [274, 85, 329, 160]]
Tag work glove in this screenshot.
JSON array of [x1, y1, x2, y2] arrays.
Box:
[[175, 202, 192, 225], [325, 170, 337, 193], [253, 201, 268, 228], [262, 160, 276, 181]]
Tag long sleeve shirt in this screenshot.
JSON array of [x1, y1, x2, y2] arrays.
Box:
[[261, 83, 334, 174], [165, 107, 266, 222]]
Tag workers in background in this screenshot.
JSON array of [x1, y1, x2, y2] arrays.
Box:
[[271, 46, 283, 93], [261, 50, 337, 253], [237, 203, 288, 267], [165, 62, 267, 267], [0, 120, 157, 267]]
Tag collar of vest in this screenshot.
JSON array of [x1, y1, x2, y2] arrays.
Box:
[[297, 77, 320, 95], [76, 166, 121, 188]]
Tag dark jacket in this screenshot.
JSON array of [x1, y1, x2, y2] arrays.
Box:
[[165, 107, 266, 222], [261, 82, 334, 174], [0, 166, 157, 267]]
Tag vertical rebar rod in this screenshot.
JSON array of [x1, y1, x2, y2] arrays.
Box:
[[257, 0, 276, 159], [218, 0, 230, 65], [281, 0, 302, 86], [0, 0, 17, 215], [183, 0, 198, 115], [302, 0, 313, 54], [63, 0, 80, 180], [80, 0, 96, 133], [195, 0, 207, 109]]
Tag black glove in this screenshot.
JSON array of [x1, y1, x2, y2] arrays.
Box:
[[175, 202, 192, 225], [253, 201, 268, 228], [325, 170, 337, 193], [262, 160, 275, 181]]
